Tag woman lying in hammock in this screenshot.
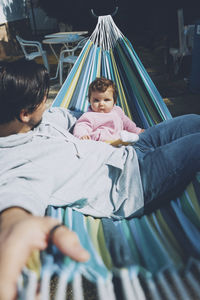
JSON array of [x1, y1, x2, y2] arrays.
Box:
[[0, 59, 199, 299], [73, 77, 145, 145]]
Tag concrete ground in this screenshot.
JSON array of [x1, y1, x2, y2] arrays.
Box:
[[135, 42, 200, 117]]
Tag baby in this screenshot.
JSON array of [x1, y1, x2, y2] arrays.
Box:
[[73, 77, 144, 144]]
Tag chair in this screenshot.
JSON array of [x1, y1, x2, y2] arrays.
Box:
[[169, 9, 194, 75], [58, 37, 88, 85], [16, 35, 50, 73]]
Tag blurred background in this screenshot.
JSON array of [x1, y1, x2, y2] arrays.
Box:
[[1, 0, 200, 115]]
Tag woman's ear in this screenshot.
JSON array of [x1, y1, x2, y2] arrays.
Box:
[[18, 109, 31, 123]]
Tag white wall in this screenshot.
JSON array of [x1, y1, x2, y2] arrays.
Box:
[[0, 0, 27, 24]]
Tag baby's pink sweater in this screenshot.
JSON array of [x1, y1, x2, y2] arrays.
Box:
[[73, 106, 142, 141]]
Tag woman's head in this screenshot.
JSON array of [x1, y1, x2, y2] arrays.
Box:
[[0, 58, 49, 124], [88, 77, 118, 113]]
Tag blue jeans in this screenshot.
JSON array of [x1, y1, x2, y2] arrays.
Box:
[[134, 114, 200, 213]]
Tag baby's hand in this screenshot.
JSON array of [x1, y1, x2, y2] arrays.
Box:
[[81, 135, 91, 140], [139, 129, 145, 134]]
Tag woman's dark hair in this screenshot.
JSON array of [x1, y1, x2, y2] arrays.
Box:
[[0, 58, 49, 124]]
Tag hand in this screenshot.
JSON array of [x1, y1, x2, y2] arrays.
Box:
[[80, 135, 91, 140], [0, 208, 90, 300], [139, 129, 145, 134]]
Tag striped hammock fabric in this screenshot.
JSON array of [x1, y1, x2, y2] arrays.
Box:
[[19, 15, 200, 300]]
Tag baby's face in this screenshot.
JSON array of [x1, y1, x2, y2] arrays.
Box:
[[89, 87, 115, 113]]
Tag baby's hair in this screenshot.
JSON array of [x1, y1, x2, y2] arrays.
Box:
[[88, 77, 118, 103]]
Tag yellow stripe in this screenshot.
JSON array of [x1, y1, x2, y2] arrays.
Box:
[[185, 183, 200, 217], [26, 250, 41, 278], [96, 47, 101, 77], [60, 43, 92, 108], [85, 216, 113, 269]]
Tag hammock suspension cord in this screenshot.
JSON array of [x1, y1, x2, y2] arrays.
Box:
[[90, 15, 123, 51]]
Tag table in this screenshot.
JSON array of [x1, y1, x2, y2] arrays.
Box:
[[44, 31, 88, 39], [43, 33, 87, 80], [43, 35, 84, 60]]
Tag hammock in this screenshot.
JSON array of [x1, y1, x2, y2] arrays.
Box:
[[19, 15, 200, 300]]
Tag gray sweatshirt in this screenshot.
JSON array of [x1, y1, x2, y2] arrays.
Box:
[[0, 107, 144, 219]]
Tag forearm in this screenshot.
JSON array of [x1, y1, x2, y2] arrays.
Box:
[[73, 124, 91, 138], [124, 122, 142, 134], [73, 114, 93, 138], [0, 208, 89, 300], [0, 208, 31, 300]]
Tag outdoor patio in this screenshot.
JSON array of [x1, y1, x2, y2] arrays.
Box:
[[46, 35, 200, 117]]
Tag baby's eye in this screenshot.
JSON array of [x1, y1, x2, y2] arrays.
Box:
[[104, 99, 111, 102], [93, 99, 99, 103]]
